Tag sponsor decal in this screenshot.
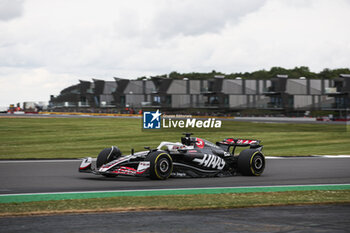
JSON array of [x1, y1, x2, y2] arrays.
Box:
[[113, 166, 137, 175], [203, 140, 221, 149], [195, 138, 205, 148], [193, 154, 226, 170], [223, 138, 258, 145], [137, 161, 150, 174], [171, 172, 187, 177], [223, 152, 231, 157], [236, 139, 257, 145]]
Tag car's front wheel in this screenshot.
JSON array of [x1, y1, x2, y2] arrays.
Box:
[[146, 151, 173, 180], [96, 146, 122, 177], [237, 149, 265, 176]]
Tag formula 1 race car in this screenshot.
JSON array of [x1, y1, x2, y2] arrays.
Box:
[[79, 133, 265, 180]]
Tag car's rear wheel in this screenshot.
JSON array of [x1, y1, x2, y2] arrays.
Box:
[[96, 146, 122, 177], [146, 151, 173, 180], [237, 149, 265, 176]]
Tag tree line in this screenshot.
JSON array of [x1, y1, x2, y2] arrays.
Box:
[[137, 66, 350, 80]]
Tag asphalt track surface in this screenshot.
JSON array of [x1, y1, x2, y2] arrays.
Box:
[[1, 204, 349, 233], [0, 157, 349, 195], [1, 157, 349, 233]]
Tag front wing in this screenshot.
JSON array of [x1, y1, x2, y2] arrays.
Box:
[[79, 157, 150, 177]]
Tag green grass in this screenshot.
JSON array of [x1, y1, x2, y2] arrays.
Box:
[[0, 117, 349, 159], [0, 117, 349, 216], [1, 190, 349, 216]]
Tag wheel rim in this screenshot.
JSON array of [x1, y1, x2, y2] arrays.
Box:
[[159, 159, 169, 173], [253, 156, 264, 171]]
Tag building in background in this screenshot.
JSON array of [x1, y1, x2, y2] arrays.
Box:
[[49, 74, 350, 115]]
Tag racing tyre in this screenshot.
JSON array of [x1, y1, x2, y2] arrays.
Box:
[[237, 149, 265, 176], [96, 146, 122, 177], [146, 151, 173, 180]]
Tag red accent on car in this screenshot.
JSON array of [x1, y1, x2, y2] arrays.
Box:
[[222, 138, 258, 145], [136, 169, 148, 175], [195, 138, 205, 149], [112, 166, 137, 175], [121, 166, 136, 171], [236, 139, 257, 145], [79, 164, 91, 169]]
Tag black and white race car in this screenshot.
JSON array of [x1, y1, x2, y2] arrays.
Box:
[[79, 133, 265, 180]]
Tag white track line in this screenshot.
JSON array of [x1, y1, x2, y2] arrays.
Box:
[[315, 155, 350, 158], [1, 183, 349, 197]]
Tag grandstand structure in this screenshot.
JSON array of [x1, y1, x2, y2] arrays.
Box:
[[49, 74, 350, 113]]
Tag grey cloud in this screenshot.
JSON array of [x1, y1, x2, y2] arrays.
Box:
[[151, 0, 265, 38], [0, 0, 24, 21]]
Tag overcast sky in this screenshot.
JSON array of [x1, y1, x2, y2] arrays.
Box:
[[0, 0, 350, 106]]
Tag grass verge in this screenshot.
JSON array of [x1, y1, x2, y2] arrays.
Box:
[[1, 190, 349, 217], [0, 117, 349, 159]]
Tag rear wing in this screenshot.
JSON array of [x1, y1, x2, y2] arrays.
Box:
[[221, 138, 260, 146], [216, 138, 262, 151]]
